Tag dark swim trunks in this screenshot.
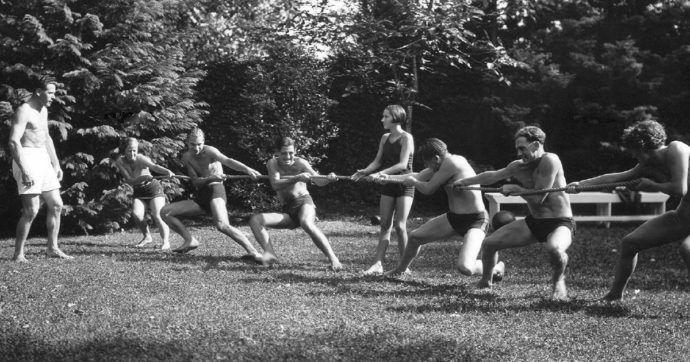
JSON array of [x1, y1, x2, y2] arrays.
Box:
[[380, 183, 415, 198], [132, 179, 165, 200], [194, 183, 227, 214], [524, 215, 576, 243], [446, 211, 489, 235], [282, 194, 315, 228]]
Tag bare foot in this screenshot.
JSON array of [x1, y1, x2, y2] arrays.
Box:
[[552, 279, 568, 300], [477, 278, 492, 289], [259, 252, 278, 267], [601, 291, 623, 301], [363, 262, 383, 276], [12, 254, 28, 263], [172, 238, 199, 253], [134, 236, 153, 248], [383, 268, 408, 279], [240, 253, 264, 265], [492, 261, 505, 282], [46, 249, 74, 260], [160, 243, 171, 251], [329, 260, 343, 271]]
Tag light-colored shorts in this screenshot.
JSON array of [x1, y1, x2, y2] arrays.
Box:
[[12, 147, 61, 195]]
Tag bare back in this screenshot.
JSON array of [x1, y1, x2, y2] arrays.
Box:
[[638, 141, 690, 189], [441, 155, 485, 213]]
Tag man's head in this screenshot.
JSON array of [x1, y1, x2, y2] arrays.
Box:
[[514, 126, 546, 162], [29, 78, 57, 108], [274, 136, 296, 166], [417, 138, 448, 171], [122, 137, 139, 161], [187, 128, 205, 155], [621, 120, 666, 152]]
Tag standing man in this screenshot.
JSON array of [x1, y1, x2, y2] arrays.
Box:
[[570, 120, 690, 301], [161, 128, 263, 259], [9, 78, 72, 262], [454, 126, 574, 300], [381, 138, 503, 279]]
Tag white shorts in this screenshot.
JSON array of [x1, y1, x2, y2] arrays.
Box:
[[12, 147, 61, 195]]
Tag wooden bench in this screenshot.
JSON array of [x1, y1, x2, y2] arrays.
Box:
[[484, 192, 669, 227]]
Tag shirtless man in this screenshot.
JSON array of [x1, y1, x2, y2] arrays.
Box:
[[160, 128, 263, 259], [249, 137, 342, 270], [454, 126, 574, 299], [381, 138, 504, 278], [8, 79, 72, 262], [114, 137, 175, 250], [569, 120, 690, 300]]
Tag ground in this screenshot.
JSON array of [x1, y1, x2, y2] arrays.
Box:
[[1, 214, 689, 361]]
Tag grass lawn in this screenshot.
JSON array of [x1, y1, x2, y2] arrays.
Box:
[[1, 212, 689, 361]]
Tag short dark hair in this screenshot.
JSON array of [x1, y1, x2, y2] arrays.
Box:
[[385, 105, 407, 124], [514, 126, 546, 144], [621, 120, 666, 150], [273, 136, 295, 151], [417, 138, 448, 162], [28, 76, 57, 92]]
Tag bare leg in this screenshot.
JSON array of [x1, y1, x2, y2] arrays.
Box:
[[249, 212, 295, 266], [385, 214, 456, 276], [149, 197, 170, 250], [393, 195, 413, 260], [364, 195, 396, 275], [299, 205, 342, 270], [161, 200, 204, 251], [680, 235, 690, 278], [479, 220, 534, 288], [209, 198, 261, 257], [132, 198, 153, 247], [545, 227, 572, 300], [604, 212, 690, 300], [13, 194, 40, 262], [42, 189, 71, 259], [456, 228, 487, 276]]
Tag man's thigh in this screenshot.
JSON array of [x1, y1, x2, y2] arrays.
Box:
[[164, 200, 205, 218], [483, 219, 537, 250], [545, 226, 572, 252], [410, 214, 457, 244], [626, 212, 690, 250]]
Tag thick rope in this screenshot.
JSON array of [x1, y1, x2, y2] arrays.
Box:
[[454, 179, 641, 196]]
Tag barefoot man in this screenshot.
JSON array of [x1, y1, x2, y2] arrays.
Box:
[[114, 137, 175, 250], [381, 138, 503, 279], [249, 136, 342, 270], [454, 126, 574, 299], [160, 128, 263, 259], [9, 79, 72, 262]]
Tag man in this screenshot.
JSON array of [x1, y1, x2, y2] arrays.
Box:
[[569, 120, 690, 301], [249, 136, 342, 270], [9, 78, 72, 262], [381, 138, 504, 279], [114, 137, 175, 250], [454, 126, 574, 300], [160, 128, 263, 260]]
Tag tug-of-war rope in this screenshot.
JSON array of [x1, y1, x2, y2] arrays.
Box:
[[455, 179, 642, 196], [153, 174, 641, 196]]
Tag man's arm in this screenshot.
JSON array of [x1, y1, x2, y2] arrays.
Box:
[[44, 134, 63, 181], [516, 154, 560, 204], [267, 159, 308, 190], [211, 146, 261, 178], [454, 162, 517, 187], [408, 161, 455, 195], [140, 156, 174, 178], [8, 106, 31, 184], [575, 165, 643, 187]]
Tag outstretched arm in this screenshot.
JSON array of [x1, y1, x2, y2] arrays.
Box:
[[575, 166, 642, 187], [454, 162, 517, 188], [140, 156, 175, 177], [352, 134, 387, 180]]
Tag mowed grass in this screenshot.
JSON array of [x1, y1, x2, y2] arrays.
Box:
[[1, 214, 690, 361]]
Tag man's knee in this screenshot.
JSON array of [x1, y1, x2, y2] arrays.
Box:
[[21, 205, 40, 220], [621, 234, 644, 255], [249, 214, 265, 229], [455, 260, 475, 276], [393, 221, 406, 234]]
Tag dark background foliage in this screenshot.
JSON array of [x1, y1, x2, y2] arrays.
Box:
[[1, 0, 689, 235]]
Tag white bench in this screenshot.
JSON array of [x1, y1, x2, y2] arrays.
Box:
[[484, 192, 669, 227]]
